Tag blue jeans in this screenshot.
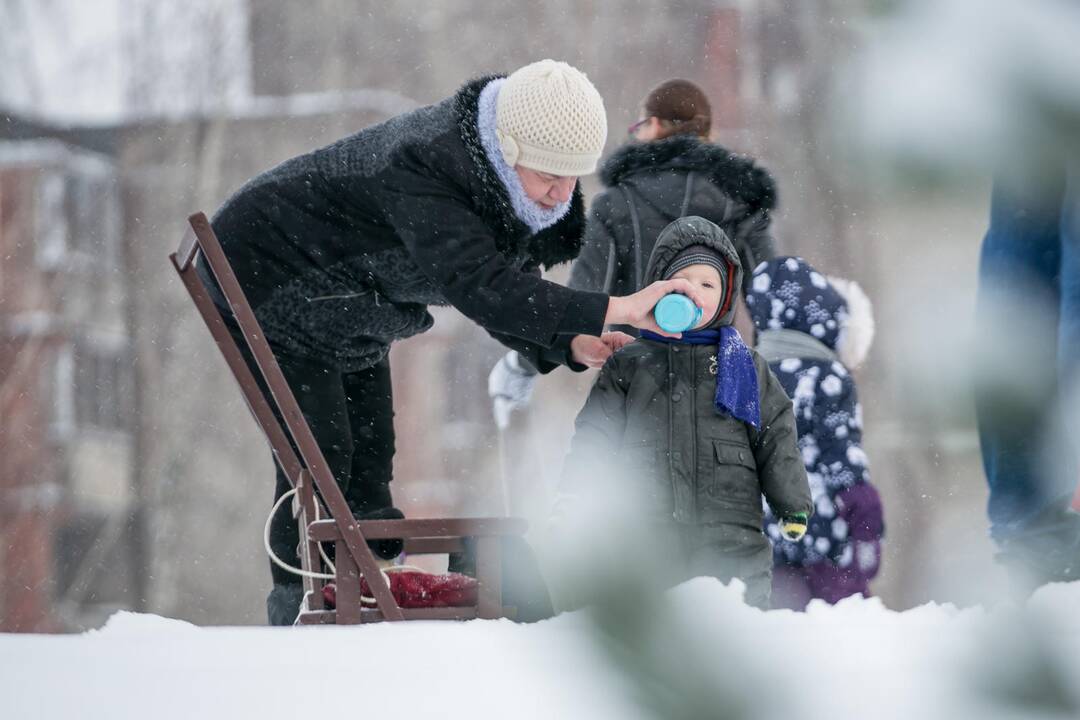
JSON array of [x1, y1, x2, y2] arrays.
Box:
[[976, 158, 1080, 541]]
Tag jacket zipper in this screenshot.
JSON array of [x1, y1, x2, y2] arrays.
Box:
[[306, 291, 367, 302], [668, 345, 677, 520], [306, 289, 380, 306], [690, 347, 698, 521]]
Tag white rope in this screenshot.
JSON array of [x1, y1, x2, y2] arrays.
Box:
[[264, 488, 334, 580], [263, 487, 430, 604]]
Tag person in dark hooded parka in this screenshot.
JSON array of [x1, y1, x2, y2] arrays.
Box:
[[559, 217, 812, 608]]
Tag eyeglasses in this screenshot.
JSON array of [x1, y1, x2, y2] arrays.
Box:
[[627, 118, 650, 136]]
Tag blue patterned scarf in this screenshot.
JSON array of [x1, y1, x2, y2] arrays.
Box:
[[641, 327, 761, 428]]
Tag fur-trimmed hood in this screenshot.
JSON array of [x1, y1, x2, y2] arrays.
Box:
[[599, 135, 777, 215], [644, 216, 743, 328], [452, 75, 586, 269]]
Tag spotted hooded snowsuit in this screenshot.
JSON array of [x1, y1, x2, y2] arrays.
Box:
[[746, 257, 884, 608]]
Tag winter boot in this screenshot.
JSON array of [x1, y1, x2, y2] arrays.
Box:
[[267, 582, 305, 626], [996, 504, 1080, 593]]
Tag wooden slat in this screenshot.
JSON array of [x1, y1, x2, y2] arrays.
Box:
[[296, 610, 336, 625], [334, 540, 362, 624], [307, 517, 528, 542], [300, 607, 487, 625], [403, 537, 465, 555], [296, 470, 325, 610], [174, 226, 199, 271], [475, 536, 502, 620]]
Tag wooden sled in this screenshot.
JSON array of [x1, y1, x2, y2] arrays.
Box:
[[170, 212, 524, 624]]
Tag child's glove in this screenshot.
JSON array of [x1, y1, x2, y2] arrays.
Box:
[[779, 513, 809, 541]]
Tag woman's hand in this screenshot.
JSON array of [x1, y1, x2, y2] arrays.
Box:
[[570, 331, 636, 368], [604, 279, 707, 337]]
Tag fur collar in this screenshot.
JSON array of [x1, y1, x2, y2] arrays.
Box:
[[452, 76, 585, 268], [599, 135, 777, 214]]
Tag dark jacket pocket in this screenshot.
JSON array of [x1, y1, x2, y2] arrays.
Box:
[[702, 439, 759, 505]]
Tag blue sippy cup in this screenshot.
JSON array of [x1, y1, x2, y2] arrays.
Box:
[[653, 293, 702, 333]]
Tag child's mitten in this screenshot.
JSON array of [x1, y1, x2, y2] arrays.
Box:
[[780, 513, 809, 541]]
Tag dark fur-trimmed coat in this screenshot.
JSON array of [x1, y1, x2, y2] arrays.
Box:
[[204, 76, 608, 372], [567, 135, 778, 299]]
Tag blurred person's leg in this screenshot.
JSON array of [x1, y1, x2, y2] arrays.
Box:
[[1057, 157, 1080, 460], [977, 162, 1080, 585], [976, 167, 1065, 540], [1057, 157, 1080, 512]]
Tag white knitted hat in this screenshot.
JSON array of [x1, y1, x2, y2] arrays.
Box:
[[495, 59, 608, 177]]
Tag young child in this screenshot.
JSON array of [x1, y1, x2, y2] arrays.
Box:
[[560, 217, 812, 608], [745, 256, 884, 609]]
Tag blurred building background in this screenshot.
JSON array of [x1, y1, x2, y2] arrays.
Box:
[[0, 0, 1008, 630]]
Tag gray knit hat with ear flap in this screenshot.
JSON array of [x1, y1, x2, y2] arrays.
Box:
[[662, 244, 727, 281]]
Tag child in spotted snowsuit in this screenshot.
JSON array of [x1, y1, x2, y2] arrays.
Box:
[[746, 257, 884, 609]]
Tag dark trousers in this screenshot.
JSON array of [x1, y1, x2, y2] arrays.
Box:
[[976, 159, 1080, 541], [219, 313, 396, 586]]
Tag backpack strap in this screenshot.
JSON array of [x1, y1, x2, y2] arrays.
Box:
[[617, 184, 646, 290]]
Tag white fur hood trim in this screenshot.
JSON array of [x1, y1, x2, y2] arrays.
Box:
[[829, 276, 875, 369]]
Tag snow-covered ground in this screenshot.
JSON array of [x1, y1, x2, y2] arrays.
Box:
[[3, 579, 1079, 720]]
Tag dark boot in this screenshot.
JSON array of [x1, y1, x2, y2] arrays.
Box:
[[996, 505, 1080, 593], [267, 582, 305, 626]]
